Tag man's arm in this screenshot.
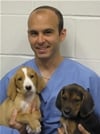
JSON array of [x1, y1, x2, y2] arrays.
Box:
[[58, 124, 90, 134]]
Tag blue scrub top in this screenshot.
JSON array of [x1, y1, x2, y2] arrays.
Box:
[[0, 58, 100, 134]]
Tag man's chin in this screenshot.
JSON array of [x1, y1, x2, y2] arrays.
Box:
[[37, 54, 50, 59]]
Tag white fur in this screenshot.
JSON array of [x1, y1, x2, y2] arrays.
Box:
[[62, 122, 68, 134], [21, 100, 29, 112], [22, 68, 36, 93], [19, 68, 36, 112]]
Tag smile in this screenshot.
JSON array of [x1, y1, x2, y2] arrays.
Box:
[[36, 45, 50, 49]]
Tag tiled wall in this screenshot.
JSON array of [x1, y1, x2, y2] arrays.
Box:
[[0, 1, 100, 78]]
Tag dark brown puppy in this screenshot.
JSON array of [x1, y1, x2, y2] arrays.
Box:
[[56, 83, 100, 134]]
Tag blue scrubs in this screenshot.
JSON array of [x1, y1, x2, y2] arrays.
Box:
[[0, 58, 100, 134]]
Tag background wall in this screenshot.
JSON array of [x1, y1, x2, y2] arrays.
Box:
[[0, 0, 100, 79]]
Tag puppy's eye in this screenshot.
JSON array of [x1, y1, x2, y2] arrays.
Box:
[[30, 74, 34, 79], [62, 96, 67, 101], [17, 77, 22, 81], [74, 99, 81, 103]]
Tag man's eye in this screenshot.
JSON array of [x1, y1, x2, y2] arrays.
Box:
[[28, 31, 38, 36], [45, 31, 51, 34], [44, 30, 53, 35]]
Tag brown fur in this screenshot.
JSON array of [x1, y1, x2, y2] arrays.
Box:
[[56, 83, 100, 134], [0, 66, 45, 133]]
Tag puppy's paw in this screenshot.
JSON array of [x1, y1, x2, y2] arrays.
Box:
[[26, 125, 41, 134], [26, 121, 41, 134]]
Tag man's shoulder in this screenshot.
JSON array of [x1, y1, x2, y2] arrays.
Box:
[[63, 58, 99, 77], [2, 58, 35, 80]]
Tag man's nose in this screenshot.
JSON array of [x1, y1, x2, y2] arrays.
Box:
[[37, 34, 45, 43]]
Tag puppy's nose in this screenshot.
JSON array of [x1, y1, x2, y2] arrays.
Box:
[[25, 85, 32, 91], [64, 108, 71, 114]]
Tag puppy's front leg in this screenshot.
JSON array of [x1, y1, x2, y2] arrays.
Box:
[[16, 111, 41, 133]]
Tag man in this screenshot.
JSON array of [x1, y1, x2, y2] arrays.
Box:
[[0, 6, 100, 134]]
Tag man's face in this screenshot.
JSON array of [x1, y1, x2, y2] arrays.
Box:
[[28, 9, 66, 59]]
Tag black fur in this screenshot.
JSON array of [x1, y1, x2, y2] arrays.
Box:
[[56, 83, 100, 134]]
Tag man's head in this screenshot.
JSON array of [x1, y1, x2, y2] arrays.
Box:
[[27, 6, 66, 60], [28, 5, 64, 34]]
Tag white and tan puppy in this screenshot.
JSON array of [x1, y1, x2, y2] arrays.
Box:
[[0, 66, 45, 133]]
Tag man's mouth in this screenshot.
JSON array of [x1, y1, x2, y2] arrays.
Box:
[[35, 45, 50, 54], [36, 45, 50, 49]]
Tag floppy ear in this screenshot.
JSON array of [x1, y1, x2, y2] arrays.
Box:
[[80, 90, 94, 117], [36, 74, 46, 93], [56, 88, 64, 111], [7, 76, 17, 101]]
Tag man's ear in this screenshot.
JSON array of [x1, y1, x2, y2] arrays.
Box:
[[60, 28, 67, 41]]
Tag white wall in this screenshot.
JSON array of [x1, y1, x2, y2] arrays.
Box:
[[0, 0, 100, 79]]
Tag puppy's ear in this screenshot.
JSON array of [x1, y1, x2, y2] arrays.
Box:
[[7, 76, 17, 101], [80, 90, 94, 117], [56, 88, 64, 111], [36, 74, 46, 93]]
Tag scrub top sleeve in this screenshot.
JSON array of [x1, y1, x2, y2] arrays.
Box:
[[0, 126, 19, 134], [0, 76, 9, 103]]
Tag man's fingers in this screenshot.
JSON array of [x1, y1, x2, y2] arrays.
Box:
[[32, 107, 36, 112], [9, 109, 22, 130], [58, 128, 64, 134], [9, 109, 18, 125], [78, 124, 90, 134]]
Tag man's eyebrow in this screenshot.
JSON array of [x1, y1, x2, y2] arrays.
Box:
[[28, 28, 54, 33], [43, 28, 55, 32], [28, 29, 37, 32], [44, 28, 54, 31]]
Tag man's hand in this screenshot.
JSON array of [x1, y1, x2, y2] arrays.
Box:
[[58, 127, 64, 134], [9, 109, 26, 134], [58, 124, 90, 134], [78, 124, 90, 134]]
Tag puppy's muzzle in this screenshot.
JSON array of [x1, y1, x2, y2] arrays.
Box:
[[25, 85, 32, 91], [62, 107, 74, 118]]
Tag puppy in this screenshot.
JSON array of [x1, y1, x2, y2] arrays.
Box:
[[56, 83, 100, 134], [0, 66, 45, 133]]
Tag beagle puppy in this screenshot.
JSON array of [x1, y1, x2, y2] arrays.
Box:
[[0, 66, 45, 133], [56, 83, 100, 134]]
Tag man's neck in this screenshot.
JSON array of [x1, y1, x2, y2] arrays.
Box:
[[35, 56, 64, 70], [35, 56, 64, 83]]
